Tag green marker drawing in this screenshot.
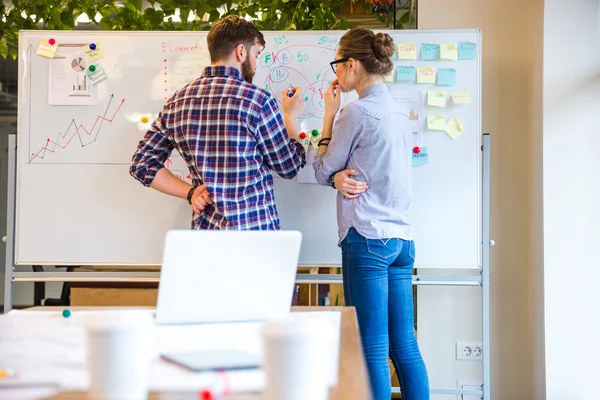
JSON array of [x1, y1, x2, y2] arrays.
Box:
[[304, 96, 309, 102]]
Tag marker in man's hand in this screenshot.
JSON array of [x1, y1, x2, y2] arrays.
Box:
[[288, 85, 295, 97]]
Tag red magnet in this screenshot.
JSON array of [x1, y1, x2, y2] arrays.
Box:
[[299, 132, 307, 139], [48, 38, 56, 46], [413, 146, 420, 154]]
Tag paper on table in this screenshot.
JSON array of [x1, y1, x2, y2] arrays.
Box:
[[0, 310, 342, 392]]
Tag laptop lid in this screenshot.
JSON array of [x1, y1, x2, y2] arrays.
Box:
[[155, 230, 302, 325]]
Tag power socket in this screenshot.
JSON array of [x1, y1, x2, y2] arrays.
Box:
[[456, 342, 482, 360]]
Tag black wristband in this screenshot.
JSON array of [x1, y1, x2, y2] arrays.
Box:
[[318, 138, 331, 146], [187, 185, 198, 204], [329, 172, 337, 189]]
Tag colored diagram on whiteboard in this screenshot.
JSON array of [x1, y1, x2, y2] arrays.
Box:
[[255, 37, 352, 120]]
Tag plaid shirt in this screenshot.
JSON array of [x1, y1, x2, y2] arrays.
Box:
[[130, 66, 305, 230]]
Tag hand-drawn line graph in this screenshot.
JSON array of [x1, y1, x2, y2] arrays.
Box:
[[258, 44, 350, 120], [28, 94, 125, 164]]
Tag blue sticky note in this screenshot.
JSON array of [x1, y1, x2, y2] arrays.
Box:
[[421, 44, 440, 61], [396, 66, 416, 82], [437, 68, 456, 86], [412, 147, 429, 167], [458, 42, 477, 60]]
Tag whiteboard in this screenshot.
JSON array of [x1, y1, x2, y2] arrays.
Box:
[[16, 29, 481, 267]]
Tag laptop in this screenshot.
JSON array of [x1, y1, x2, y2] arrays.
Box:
[[155, 229, 302, 325]]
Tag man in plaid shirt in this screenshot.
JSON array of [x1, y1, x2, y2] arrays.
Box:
[[130, 16, 306, 230]]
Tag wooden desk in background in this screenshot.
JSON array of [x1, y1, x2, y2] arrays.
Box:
[[23, 306, 371, 400]]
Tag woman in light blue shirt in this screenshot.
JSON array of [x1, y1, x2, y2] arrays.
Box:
[[313, 28, 430, 400]]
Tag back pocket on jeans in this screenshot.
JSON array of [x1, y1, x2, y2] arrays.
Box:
[[366, 238, 399, 259]]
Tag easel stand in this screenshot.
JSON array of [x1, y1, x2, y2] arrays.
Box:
[[3, 133, 492, 400]]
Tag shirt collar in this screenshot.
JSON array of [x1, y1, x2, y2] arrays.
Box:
[[359, 83, 388, 99], [202, 66, 244, 81]]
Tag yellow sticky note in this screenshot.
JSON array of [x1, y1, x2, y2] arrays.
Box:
[[427, 91, 446, 107], [310, 131, 322, 150], [427, 114, 446, 131], [451, 91, 472, 104], [84, 42, 104, 62], [36, 38, 58, 59], [397, 43, 417, 60], [445, 116, 464, 139], [299, 137, 310, 151], [416, 66, 435, 84], [383, 70, 395, 83], [440, 43, 458, 61]]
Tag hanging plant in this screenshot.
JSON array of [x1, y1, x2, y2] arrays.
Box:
[[0, 0, 350, 60]]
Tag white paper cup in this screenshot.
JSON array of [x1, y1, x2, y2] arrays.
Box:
[[85, 311, 153, 400], [262, 316, 335, 400]]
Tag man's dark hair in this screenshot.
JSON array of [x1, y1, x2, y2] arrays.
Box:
[[207, 15, 266, 63]]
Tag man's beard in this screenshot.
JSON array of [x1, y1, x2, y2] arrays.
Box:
[[241, 57, 255, 83]]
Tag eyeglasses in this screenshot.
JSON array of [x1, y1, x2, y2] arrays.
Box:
[[330, 57, 349, 73]]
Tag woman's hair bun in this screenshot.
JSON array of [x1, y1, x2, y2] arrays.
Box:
[[373, 33, 395, 59]]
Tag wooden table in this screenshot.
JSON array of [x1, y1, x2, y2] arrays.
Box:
[[22, 306, 371, 400]]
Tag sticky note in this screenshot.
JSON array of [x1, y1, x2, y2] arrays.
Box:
[[427, 91, 446, 107], [310, 130, 322, 150], [396, 66, 416, 82], [412, 147, 429, 167], [397, 43, 417, 60], [416, 66, 435, 84], [36, 38, 58, 59], [84, 42, 104, 62], [458, 42, 477, 60], [421, 44, 440, 61], [437, 68, 456, 86], [85, 64, 108, 85], [427, 114, 446, 131], [299, 137, 310, 151], [445, 116, 464, 140], [452, 91, 472, 104], [440, 43, 458, 60], [383, 69, 395, 83]]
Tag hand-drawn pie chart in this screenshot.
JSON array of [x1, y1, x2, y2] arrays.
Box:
[[71, 57, 87, 72]]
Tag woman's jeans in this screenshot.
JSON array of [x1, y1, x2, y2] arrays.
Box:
[[341, 228, 430, 400]]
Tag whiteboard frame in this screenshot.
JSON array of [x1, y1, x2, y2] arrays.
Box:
[[14, 29, 482, 268]]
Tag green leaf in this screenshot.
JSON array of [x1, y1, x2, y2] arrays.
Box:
[[0, 41, 8, 60], [400, 10, 410, 24], [208, 9, 220, 22]]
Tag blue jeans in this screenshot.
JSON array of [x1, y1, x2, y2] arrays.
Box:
[[341, 228, 430, 400]]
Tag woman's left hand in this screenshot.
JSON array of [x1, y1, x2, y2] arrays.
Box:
[[324, 79, 341, 116]]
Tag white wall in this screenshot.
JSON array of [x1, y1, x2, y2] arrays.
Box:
[[543, 1, 600, 398], [419, 1, 545, 398]]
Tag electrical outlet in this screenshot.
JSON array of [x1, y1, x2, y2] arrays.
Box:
[[456, 342, 482, 360]]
